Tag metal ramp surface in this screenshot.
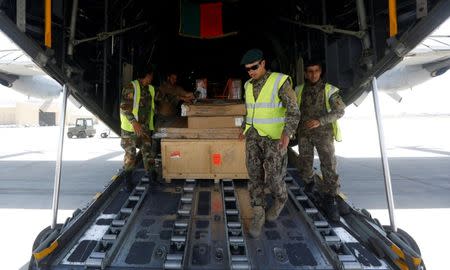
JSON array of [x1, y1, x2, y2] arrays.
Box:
[[47, 169, 390, 270]]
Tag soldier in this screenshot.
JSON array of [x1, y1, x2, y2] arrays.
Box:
[[151, 72, 195, 163], [240, 49, 300, 238], [120, 65, 157, 190], [155, 72, 194, 127], [295, 60, 345, 221]]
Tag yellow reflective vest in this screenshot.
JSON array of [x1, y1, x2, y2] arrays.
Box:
[[244, 72, 290, 139], [295, 83, 342, 141], [120, 80, 155, 132]]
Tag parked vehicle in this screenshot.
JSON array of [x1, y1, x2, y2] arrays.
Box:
[[67, 118, 96, 138]]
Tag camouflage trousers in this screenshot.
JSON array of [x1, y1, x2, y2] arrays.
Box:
[[297, 132, 340, 196], [120, 130, 154, 172], [245, 128, 288, 208]]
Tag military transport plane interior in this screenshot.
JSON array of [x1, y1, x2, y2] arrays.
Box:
[[1, 0, 449, 269]]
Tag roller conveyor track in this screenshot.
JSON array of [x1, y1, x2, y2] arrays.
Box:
[[164, 179, 196, 269], [59, 174, 150, 269], [222, 179, 250, 270], [285, 171, 362, 269], [285, 168, 390, 270]]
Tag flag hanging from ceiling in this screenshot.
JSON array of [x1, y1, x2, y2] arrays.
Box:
[[179, 0, 238, 39]]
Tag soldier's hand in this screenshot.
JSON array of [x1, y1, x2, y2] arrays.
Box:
[[278, 132, 289, 151], [305, 119, 320, 130], [132, 121, 144, 137], [239, 130, 245, 141]]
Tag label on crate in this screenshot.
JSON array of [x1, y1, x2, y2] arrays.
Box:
[[181, 104, 188, 116], [212, 153, 221, 165], [170, 150, 181, 159], [235, 117, 243, 126]]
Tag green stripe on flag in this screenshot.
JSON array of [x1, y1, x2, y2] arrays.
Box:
[[179, 0, 200, 38]]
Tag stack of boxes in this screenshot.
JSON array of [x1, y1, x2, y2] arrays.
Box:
[[184, 102, 245, 129], [158, 100, 249, 183]]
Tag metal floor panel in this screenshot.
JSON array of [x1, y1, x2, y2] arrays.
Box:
[[184, 181, 230, 270], [111, 186, 181, 269]]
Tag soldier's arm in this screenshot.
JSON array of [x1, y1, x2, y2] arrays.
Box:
[[173, 85, 188, 96], [279, 80, 300, 137], [319, 92, 345, 125], [120, 83, 137, 123], [175, 86, 194, 101]]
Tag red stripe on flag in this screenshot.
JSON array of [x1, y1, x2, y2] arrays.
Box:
[[200, 2, 223, 38]]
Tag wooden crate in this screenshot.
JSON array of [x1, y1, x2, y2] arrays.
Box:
[[187, 116, 244, 129], [181, 101, 246, 116], [157, 127, 242, 139], [161, 139, 249, 183]]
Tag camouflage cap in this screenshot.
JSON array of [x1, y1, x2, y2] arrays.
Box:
[[240, 49, 263, 65]]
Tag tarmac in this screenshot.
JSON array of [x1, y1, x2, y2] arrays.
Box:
[[0, 112, 449, 269]]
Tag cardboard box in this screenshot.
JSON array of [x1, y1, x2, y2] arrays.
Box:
[[181, 101, 246, 117], [161, 139, 249, 182], [188, 116, 244, 129]]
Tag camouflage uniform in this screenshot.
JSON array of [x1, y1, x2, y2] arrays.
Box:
[[244, 72, 300, 208], [297, 79, 345, 196], [120, 80, 154, 172]]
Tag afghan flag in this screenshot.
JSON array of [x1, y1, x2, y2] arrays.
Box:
[[179, 0, 238, 39]]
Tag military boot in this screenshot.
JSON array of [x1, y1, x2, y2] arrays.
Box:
[[265, 200, 285, 222], [302, 175, 315, 194], [123, 170, 134, 192], [304, 181, 315, 194], [323, 195, 340, 222], [248, 206, 265, 238]]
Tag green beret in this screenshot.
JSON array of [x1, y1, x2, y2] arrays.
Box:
[[240, 49, 263, 65]]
